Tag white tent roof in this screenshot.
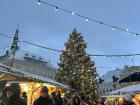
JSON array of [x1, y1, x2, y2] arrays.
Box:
[[0, 63, 69, 88], [107, 83, 140, 95]]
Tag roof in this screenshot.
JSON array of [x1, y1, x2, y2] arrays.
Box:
[[10, 50, 48, 63], [0, 63, 69, 88], [0, 49, 57, 79], [119, 72, 140, 83], [101, 69, 123, 83], [106, 83, 140, 95]]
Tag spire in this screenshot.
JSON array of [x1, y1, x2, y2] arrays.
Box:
[[10, 24, 19, 52]]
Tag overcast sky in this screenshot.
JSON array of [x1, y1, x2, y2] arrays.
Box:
[[0, 0, 140, 76]]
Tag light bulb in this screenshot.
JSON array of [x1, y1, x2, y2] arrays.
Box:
[[72, 12, 75, 15], [37, 0, 41, 5], [125, 29, 129, 32], [85, 18, 89, 21], [134, 33, 138, 36], [54, 7, 58, 11], [112, 27, 115, 31], [99, 22, 102, 24], [121, 56, 124, 58]]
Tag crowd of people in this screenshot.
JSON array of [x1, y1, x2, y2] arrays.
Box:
[[0, 83, 137, 105], [32, 85, 90, 105], [0, 83, 27, 105], [0, 83, 90, 105], [99, 95, 136, 105]]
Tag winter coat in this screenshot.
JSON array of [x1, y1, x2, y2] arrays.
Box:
[[6, 96, 27, 105], [33, 96, 53, 105]]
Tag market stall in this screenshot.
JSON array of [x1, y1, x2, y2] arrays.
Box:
[[104, 83, 140, 105], [0, 63, 69, 105]]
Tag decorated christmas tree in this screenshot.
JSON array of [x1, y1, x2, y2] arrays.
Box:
[[56, 29, 98, 99]]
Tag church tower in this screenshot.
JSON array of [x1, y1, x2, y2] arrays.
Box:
[[10, 25, 19, 53]]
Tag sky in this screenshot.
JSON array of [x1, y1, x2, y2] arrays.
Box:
[[0, 0, 140, 76]]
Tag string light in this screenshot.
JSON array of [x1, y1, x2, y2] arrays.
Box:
[[54, 7, 58, 11], [21, 41, 140, 58], [71, 12, 75, 15], [112, 26, 115, 31], [99, 22, 103, 24], [125, 29, 129, 32], [36, 0, 140, 36], [37, 0, 41, 5], [134, 34, 137, 36], [131, 56, 133, 58], [0, 33, 13, 39], [121, 56, 124, 58], [0, 32, 140, 59], [85, 18, 89, 21]]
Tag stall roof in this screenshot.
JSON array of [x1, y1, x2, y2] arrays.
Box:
[[107, 83, 140, 95], [0, 63, 69, 89]]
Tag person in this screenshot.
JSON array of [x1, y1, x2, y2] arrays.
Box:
[[62, 97, 68, 105], [72, 95, 81, 105], [104, 98, 114, 105], [56, 91, 63, 105], [122, 94, 135, 105], [51, 92, 57, 105], [33, 86, 53, 105], [0, 86, 9, 105], [99, 98, 105, 105], [6, 83, 27, 105], [21, 92, 27, 104]]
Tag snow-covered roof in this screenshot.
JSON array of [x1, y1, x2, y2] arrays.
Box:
[[101, 69, 123, 83], [0, 49, 48, 63], [107, 83, 140, 95], [0, 63, 69, 88], [10, 50, 48, 63]]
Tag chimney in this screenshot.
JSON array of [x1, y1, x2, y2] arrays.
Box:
[[6, 50, 9, 55]]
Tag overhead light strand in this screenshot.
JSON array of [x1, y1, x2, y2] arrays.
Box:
[[36, 0, 140, 36]]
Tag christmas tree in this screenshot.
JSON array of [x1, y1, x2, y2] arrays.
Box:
[[56, 29, 98, 99]]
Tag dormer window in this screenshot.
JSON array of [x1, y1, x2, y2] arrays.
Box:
[[32, 55, 36, 58], [39, 57, 42, 60], [25, 53, 29, 56]]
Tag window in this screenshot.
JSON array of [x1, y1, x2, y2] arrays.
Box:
[[106, 89, 109, 92], [25, 53, 29, 56], [103, 89, 105, 93], [39, 57, 42, 60], [32, 55, 36, 58]]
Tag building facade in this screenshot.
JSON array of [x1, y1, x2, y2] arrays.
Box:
[[0, 28, 57, 80], [99, 65, 140, 96]]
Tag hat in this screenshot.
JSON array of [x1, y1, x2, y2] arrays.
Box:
[[41, 86, 48, 93]]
